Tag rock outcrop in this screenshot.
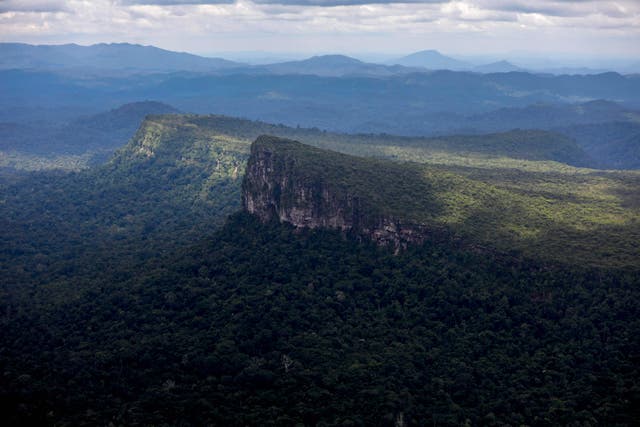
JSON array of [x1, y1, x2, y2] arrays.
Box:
[[242, 135, 429, 250]]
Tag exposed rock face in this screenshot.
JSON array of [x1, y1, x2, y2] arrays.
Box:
[[242, 135, 429, 250]]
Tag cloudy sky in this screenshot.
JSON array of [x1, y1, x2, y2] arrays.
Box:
[[1, 0, 639, 61]]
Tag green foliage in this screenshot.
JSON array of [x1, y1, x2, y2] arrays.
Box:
[[2, 214, 639, 425], [177, 114, 594, 167], [0, 150, 100, 171], [249, 136, 640, 268], [0, 101, 178, 171]]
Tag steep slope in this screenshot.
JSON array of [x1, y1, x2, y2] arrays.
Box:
[[0, 101, 180, 170], [243, 136, 437, 249], [243, 136, 640, 268]]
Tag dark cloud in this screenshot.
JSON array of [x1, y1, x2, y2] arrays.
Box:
[[475, 0, 608, 18], [120, 0, 234, 5], [251, 0, 445, 5], [484, 3, 587, 18], [121, 0, 446, 5], [0, 0, 70, 13], [115, 0, 605, 14]]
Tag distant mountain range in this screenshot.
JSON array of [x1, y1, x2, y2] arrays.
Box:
[[473, 60, 524, 73], [391, 49, 471, 70], [257, 54, 420, 77], [2, 65, 640, 139], [0, 42, 243, 73], [3, 43, 630, 77]]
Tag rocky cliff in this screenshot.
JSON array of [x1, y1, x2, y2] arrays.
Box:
[[242, 135, 430, 249]]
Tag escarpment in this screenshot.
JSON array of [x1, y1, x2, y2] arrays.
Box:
[[242, 135, 432, 249]]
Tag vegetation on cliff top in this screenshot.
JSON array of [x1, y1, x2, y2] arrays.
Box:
[[247, 135, 640, 268], [2, 113, 638, 291], [2, 112, 638, 294]]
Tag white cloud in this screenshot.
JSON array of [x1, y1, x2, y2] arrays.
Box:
[[0, 0, 638, 57]]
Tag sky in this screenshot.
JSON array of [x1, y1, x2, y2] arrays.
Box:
[[1, 0, 639, 63]]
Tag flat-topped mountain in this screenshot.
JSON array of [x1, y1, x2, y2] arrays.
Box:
[[243, 135, 640, 268]]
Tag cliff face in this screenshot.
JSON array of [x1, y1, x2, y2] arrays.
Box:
[[242, 135, 428, 249]]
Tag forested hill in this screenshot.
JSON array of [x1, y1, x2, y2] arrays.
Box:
[[2, 113, 637, 300], [119, 114, 594, 167], [0, 101, 180, 171]]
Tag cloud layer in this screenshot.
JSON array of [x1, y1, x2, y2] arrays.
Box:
[[1, 0, 638, 58]]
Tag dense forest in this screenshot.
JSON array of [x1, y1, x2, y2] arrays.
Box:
[[2, 213, 639, 425]]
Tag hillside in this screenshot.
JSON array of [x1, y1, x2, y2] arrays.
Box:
[[558, 121, 640, 169], [3, 210, 638, 426], [0, 101, 180, 170]]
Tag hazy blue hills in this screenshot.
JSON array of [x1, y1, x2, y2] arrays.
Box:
[[392, 51, 526, 74], [0, 42, 243, 73], [0, 101, 179, 169], [3, 43, 636, 79], [473, 60, 524, 73], [392, 49, 471, 70], [461, 100, 637, 131], [559, 121, 640, 169], [257, 54, 419, 77], [3, 68, 639, 130], [72, 101, 179, 134]]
